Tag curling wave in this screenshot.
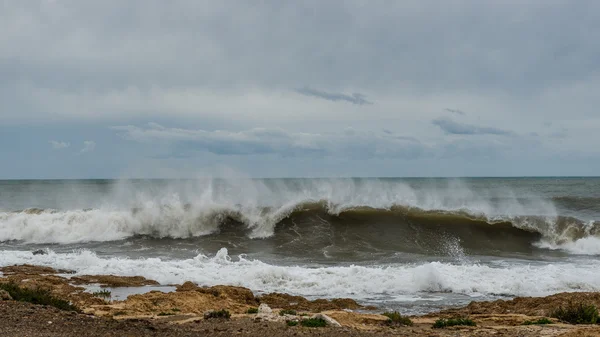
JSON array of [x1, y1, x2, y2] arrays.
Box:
[[1, 201, 599, 255]]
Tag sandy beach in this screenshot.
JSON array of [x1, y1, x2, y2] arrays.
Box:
[[2, 264, 600, 337]]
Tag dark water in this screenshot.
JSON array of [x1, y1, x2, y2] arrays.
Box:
[[1, 177, 600, 314]]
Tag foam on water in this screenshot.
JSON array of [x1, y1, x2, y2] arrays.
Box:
[[536, 236, 600, 255], [1, 248, 599, 302]]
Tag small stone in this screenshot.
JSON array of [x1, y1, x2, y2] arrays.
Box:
[[33, 249, 47, 255], [258, 303, 272, 314], [311, 313, 342, 327], [0, 290, 13, 301], [47, 321, 52, 324]]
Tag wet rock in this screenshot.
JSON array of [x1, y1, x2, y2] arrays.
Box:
[[0, 264, 74, 275], [32, 250, 47, 255], [437, 292, 600, 317], [71, 275, 159, 287], [0, 290, 13, 301], [176, 281, 199, 292], [258, 293, 363, 312]]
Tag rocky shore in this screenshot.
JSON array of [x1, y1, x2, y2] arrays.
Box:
[[1, 264, 600, 336]]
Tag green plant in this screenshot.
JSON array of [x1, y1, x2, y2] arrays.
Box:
[[382, 311, 413, 326], [287, 320, 299, 326], [171, 308, 181, 312], [433, 317, 476, 329], [204, 309, 231, 319], [0, 282, 78, 312], [157, 312, 174, 316], [551, 303, 599, 324], [246, 307, 258, 314], [300, 318, 327, 327], [522, 317, 553, 325], [92, 289, 112, 299], [279, 309, 297, 316]]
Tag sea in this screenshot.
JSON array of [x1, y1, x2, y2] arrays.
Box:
[[1, 177, 600, 314]]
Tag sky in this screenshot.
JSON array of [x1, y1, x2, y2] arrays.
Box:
[[1, 0, 600, 178]]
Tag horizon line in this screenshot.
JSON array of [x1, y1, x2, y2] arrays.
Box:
[[1, 175, 599, 181]]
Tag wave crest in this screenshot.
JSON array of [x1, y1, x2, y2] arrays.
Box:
[[1, 201, 599, 253]]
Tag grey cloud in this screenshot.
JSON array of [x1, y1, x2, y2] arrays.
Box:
[[5, 1, 596, 101], [550, 128, 569, 139], [49, 140, 70, 150], [80, 141, 96, 153], [445, 108, 465, 115], [296, 87, 373, 105], [432, 117, 514, 136], [112, 123, 423, 159], [0, 1, 599, 130]]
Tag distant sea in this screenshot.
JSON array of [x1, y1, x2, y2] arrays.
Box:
[[1, 177, 600, 314]]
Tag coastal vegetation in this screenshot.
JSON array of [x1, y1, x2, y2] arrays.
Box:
[[300, 318, 327, 327], [279, 309, 297, 316], [92, 289, 112, 299], [522, 317, 553, 325], [551, 303, 599, 324], [382, 311, 413, 326], [0, 282, 78, 312], [432, 317, 476, 329], [204, 309, 231, 319]]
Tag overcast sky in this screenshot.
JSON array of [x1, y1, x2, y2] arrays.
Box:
[[2, 0, 600, 178]]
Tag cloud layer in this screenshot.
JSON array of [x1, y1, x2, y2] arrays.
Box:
[[432, 118, 514, 136], [49, 140, 70, 150], [296, 87, 373, 105], [80, 141, 96, 154], [112, 123, 423, 159], [1, 1, 600, 177]]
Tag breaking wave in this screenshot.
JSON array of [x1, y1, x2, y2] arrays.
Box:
[[1, 201, 599, 255], [1, 178, 599, 254]]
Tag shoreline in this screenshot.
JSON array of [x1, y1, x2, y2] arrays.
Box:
[[1, 264, 600, 336]]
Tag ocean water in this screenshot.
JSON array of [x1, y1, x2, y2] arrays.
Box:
[[1, 177, 600, 314]]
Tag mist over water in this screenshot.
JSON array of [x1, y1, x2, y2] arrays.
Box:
[[2, 177, 600, 313]]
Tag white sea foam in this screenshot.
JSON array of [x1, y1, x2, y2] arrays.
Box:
[[536, 236, 600, 255], [0, 178, 561, 244], [0, 248, 598, 301]]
